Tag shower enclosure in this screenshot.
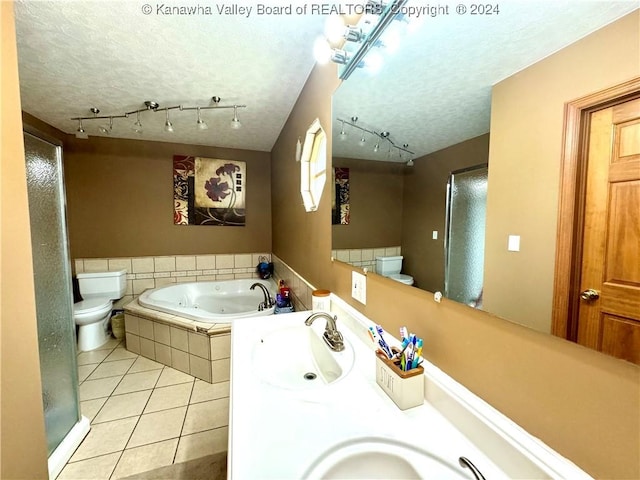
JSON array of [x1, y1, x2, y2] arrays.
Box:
[[445, 164, 488, 308], [24, 126, 89, 478]]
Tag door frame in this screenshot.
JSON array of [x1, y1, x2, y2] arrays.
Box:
[[552, 76, 640, 340]]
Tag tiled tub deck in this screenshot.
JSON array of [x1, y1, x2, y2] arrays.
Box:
[[124, 300, 230, 384]]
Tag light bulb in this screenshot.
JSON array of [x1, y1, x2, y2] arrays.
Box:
[[164, 110, 174, 133], [196, 107, 208, 130], [99, 117, 113, 134], [324, 15, 345, 43], [132, 111, 143, 134], [313, 36, 333, 64], [230, 106, 242, 129]]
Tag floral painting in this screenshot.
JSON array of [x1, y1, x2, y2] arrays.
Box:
[[332, 167, 350, 225], [174, 155, 246, 226]]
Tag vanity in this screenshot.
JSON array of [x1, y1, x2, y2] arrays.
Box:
[[228, 295, 592, 479]]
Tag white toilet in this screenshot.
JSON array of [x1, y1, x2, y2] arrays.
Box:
[[74, 269, 127, 351], [376, 256, 414, 286]]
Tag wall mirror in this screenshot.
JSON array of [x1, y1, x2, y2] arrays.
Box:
[[330, 3, 637, 335], [300, 118, 327, 212]]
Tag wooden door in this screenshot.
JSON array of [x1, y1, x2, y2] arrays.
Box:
[[576, 97, 640, 364]]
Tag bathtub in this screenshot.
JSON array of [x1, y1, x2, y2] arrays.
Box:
[[137, 278, 277, 323]]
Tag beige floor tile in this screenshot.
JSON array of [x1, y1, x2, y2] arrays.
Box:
[[112, 369, 162, 395], [86, 358, 135, 381], [182, 398, 229, 436], [70, 416, 138, 462], [128, 356, 164, 373], [144, 383, 193, 413], [77, 349, 111, 366], [78, 363, 99, 383], [127, 406, 187, 448], [174, 427, 229, 463], [111, 438, 179, 479], [58, 452, 120, 480], [95, 338, 123, 351], [155, 367, 195, 387], [79, 376, 122, 401], [104, 348, 139, 362], [80, 397, 108, 422], [93, 390, 152, 424], [190, 380, 230, 404]]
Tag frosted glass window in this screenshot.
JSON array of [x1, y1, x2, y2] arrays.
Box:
[[445, 165, 488, 307]]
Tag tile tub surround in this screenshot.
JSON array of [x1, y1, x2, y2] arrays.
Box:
[[123, 302, 231, 384], [74, 253, 272, 305]]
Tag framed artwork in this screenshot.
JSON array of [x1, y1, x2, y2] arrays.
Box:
[[174, 155, 246, 226]]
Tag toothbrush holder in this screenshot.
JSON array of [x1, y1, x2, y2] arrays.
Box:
[[375, 350, 424, 410]]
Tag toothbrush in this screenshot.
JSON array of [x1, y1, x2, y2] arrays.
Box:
[[406, 334, 417, 370], [413, 338, 423, 369], [399, 326, 408, 342], [375, 325, 394, 358]]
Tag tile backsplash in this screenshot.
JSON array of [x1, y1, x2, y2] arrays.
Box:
[[332, 246, 401, 273], [75, 252, 322, 313], [74, 253, 271, 307]]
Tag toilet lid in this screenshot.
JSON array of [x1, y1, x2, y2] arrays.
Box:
[[74, 297, 112, 314], [389, 274, 414, 285]]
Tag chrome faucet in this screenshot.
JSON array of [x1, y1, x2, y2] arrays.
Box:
[[250, 282, 275, 311], [304, 312, 345, 352]]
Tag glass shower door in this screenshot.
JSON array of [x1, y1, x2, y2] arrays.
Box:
[[445, 164, 488, 308], [24, 128, 80, 455]]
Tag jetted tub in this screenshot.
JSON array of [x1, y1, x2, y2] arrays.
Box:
[[137, 278, 277, 323]]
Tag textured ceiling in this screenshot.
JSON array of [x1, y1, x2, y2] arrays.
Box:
[[333, 1, 639, 162], [14, 1, 639, 156], [13, 0, 329, 151]]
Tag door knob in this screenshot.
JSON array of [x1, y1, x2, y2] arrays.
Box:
[[580, 289, 600, 301]]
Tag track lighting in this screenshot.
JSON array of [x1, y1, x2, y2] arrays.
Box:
[[75, 119, 88, 139], [196, 107, 208, 130], [132, 111, 143, 134], [164, 109, 174, 133], [70, 96, 246, 138], [336, 117, 413, 164], [99, 117, 113, 134], [230, 106, 242, 129]]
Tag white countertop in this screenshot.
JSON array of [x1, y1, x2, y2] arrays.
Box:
[[228, 310, 508, 479]]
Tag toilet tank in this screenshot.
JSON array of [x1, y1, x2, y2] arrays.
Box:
[[77, 269, 127, 300], [376, 256, 403, 276]]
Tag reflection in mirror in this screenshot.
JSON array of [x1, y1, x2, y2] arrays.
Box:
[[330, 3, 638, 336]]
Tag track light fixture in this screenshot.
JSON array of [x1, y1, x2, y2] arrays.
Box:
[[336, 116, 414, 165], [70, 96, 246, 138]]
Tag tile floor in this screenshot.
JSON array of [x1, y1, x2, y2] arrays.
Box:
[[58, 338, 229, 479]]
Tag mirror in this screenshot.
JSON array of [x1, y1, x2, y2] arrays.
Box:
[[300, 118, 327, 212], [330, 3, 637, 334]]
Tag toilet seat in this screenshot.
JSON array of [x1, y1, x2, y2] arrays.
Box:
[[74, 297, 112, 315], [389, 273, 414, 285]]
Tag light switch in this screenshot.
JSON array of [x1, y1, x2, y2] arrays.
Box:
[[432, 230, 438, 240], [508, 235, 520, 252]]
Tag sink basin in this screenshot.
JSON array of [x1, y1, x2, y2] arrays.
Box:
[[302, 437, 470, 479], [251, 325, 354, 390]]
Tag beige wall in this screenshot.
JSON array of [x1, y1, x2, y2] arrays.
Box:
[[271, 63, 340, 290], [61, 135, 272, 259], [331, 157, 403, 249], [1, 2, 50, 478], [483, 11, 640, 333], [403, 134, 489, 292], [269, 13, 640, 477]]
